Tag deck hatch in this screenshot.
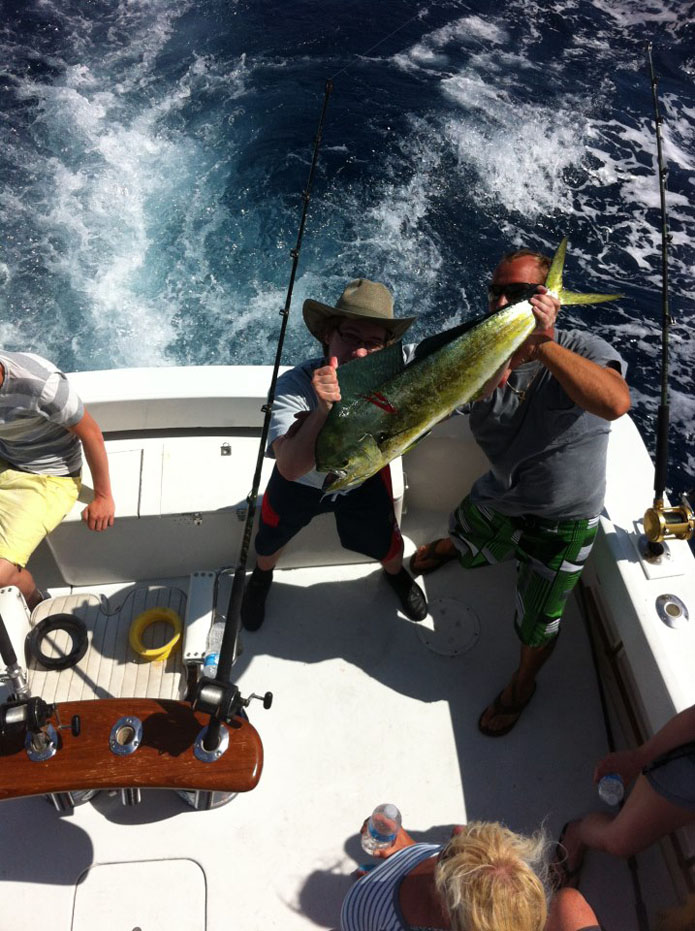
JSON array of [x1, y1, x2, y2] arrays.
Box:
[[72, 858, 206, 930]]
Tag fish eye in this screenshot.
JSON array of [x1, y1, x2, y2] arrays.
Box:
[[377, 433, 387, 444]]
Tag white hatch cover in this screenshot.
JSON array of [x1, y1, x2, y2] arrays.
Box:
[[72, 858, 206, 930]]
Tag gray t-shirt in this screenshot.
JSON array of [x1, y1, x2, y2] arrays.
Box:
[[0, 351, 84, 475], [469, 329, 626, 520]]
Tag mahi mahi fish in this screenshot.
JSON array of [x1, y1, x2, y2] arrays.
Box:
[[314, 238, 621, 492]]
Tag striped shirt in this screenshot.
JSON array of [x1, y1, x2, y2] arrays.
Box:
[[340, 844, 441, 931], [0, 351, 84, 475]]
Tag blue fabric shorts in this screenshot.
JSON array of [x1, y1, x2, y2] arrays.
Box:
[[254, 466, 402, 562], [643, 741, 695, 811]]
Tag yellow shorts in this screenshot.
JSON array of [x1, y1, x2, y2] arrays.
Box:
[[0, 460, 81, 567]]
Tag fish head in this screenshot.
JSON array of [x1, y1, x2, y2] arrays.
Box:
[[318, 432, 386, 493]]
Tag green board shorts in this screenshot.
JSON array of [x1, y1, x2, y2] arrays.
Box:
[[449, 496, 599, 647]]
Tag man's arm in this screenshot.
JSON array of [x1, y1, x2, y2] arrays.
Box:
[[273, 357, 341, 481], [68, 410, 115, 531], [533, 338, 631, 420], [594, 704, 695, 785], [512, 288, 631, 420]]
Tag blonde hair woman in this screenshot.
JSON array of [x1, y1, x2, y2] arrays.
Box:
[[340, 820, 600, 931]]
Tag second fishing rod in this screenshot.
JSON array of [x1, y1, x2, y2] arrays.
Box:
[[194, 80, 333, 751]]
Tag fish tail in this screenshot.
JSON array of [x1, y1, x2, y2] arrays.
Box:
[[547, 237, 622, 305], [558, 289, 623, 305], [545, 236, 567, 294]]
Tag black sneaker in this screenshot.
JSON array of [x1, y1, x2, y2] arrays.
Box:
[[383, 568, 428, 622], [241, 567, 274, 631]]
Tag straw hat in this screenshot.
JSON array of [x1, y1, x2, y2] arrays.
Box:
[[303, 278, 416, 343]]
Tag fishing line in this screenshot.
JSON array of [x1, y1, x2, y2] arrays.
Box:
[[230, 0, 431, 83], [328, 7, 431, 82]]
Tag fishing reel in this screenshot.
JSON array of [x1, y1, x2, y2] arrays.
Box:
[[0, 695, 80, 739], [0, 696, 55, 737], [643, 493, 695, 544], [192, 676, 273, 723]]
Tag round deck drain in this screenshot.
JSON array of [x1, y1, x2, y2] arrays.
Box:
[[416, 598, 480, 656]]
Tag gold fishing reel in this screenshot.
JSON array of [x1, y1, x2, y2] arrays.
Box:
[[643, 495, 695, 543]]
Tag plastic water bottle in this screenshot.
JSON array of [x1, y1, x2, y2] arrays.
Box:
[[361, 803, 402, 854], [202, 619, 225, 678], [598, 773, 624, 806]]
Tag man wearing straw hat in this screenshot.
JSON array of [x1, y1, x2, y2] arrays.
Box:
[[241, 278, 428, 631]]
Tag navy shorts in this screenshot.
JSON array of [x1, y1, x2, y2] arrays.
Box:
[[255, 466, 403, 562], [643, 741, 695, 811]]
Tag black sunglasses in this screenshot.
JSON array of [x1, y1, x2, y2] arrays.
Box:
[[487, 282, 541, 302]]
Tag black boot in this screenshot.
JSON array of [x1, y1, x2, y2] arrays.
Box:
[[241, 567, 274, 631], [383, 568, 428, 622]]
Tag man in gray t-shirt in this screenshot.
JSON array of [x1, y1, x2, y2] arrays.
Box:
[[410, 247, 631, 737], [0, 351, 115, 609], [241, 279, 428, 631]]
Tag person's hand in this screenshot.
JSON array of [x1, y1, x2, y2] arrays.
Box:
[[530, 285, 559, 333], [312, 356, 341, 412], [361, 821, 416, 860], [508, 286, 559, 367], [81, 493, 115, 531], [593, 748, 646, 786]]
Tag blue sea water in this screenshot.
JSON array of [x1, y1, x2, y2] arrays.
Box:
[[1, 0, 694, 500]]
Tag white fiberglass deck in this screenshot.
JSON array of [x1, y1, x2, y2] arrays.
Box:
[[0, 369, 687, 929], [0, 553, 674, 931]]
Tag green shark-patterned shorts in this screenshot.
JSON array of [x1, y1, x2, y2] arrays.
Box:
[[449, 496, 599, 647]]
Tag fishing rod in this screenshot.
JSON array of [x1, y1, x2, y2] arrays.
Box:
[[641, 43, 694, 549], [193, 80, 334, 750]]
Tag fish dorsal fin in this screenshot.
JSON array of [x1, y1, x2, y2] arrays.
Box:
[[410, 314, 489, 365], [410, 301, 533, 368], [336, 340, 405, 403]]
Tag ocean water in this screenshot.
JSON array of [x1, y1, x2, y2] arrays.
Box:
[[1, 0, 694, 501]]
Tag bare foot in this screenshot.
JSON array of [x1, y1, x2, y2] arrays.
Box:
[[552, 820, 585, 889], [409, 538, 457, 575]]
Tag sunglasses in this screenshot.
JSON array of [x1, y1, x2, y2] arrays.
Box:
[[487, 282, 541, 303], [335, 326, 387, 351]]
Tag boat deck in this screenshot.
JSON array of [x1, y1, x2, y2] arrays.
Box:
[[0, 551, 676, 930], [1, 370, 690, 930]]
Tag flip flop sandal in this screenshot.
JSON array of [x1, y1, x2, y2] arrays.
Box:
[[477, 680, 537, 737], [551, 821, 585, 890], [408, 539, 457, 576]]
